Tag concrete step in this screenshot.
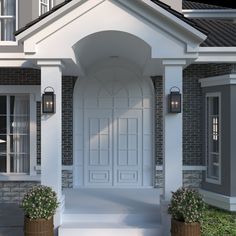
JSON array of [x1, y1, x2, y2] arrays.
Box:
[[62, 212, 161, 224], [59, 222, 163, 236]]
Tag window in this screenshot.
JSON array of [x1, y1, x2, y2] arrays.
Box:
[[0, 0, 16, 41], [0, 95, 30, 174], [39, 0, 53, 16], [206, 93, 221, 184]]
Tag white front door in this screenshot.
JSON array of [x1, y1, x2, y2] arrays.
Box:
[[84, 109, 142, 187], [74, 62, 154, 188]]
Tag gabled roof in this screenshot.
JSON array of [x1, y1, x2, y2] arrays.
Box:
[[15, 0, 206, 36], [14, 0, 236, 48], [192, 19, 236, 47], [183, 1, 231, 10], [151, 0, 206, 33]]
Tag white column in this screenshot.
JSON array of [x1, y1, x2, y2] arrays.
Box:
[[38, 60, 63, 228], [162, 60, 185, 201]]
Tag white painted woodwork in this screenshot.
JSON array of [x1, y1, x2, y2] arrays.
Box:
[[74, 62, 154, 188], [39, 60, 62, 227], [163, 60, 185, 201]]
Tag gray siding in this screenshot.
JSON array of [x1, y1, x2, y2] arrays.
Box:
[[18, 0, 33, 29], [201, 83, 236, 197], [230, 85, 236, 196], [55, 0, 64, 5], [18, 0, 64, 28], [202, 85, 231, 196]]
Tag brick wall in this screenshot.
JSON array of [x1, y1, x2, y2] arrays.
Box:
[[0, 182, 40, 204], [0, 68, 40, 85], [37, 102, 41, 165], [62, 76, 77, 165], [152, 77, 163, 166]]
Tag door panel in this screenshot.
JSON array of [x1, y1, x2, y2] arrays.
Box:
[[114, 110, 142, 186], [84, 110, 112, 186]]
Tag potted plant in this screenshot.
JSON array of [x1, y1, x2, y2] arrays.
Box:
[[21, 185, 59, 236], [168, 187, 205, 236]]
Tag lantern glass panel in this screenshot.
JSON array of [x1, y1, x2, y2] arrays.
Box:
[[43, 92, 55, 113], [169, 92, 181, 113]]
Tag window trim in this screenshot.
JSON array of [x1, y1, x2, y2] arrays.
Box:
[[39, 0, 53, 16], [0, 0, 18, 43], [0, 86, 40, 179], [205, 92, 221, 185]]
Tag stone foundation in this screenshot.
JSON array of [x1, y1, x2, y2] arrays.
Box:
[[62, 170, 73, 189], [0, 182, 40, 204], [155, 169, 203, 189]]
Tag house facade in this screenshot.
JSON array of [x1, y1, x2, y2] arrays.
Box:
[[0, 0, 236, 235]]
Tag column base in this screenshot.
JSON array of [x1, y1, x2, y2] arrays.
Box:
[[160, 195, 171, 236], [54, 194, 65, 236]]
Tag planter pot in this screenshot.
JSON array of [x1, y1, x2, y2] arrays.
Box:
[[171, 219, 201, 236], [24, 217, 54, 236]]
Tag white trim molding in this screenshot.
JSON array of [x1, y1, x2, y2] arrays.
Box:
[[183, 9, 236, 19], [200, 189, 236, 211], [0, 85, 41, 100], [205, 92, 221, 185], [199, 74, 236, 87], [197, 47, 236, 63], [0, 174, 40, 182], [36, 165, 73, 171]]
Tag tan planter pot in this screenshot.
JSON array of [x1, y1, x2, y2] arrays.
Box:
[[24, 217, 54, 236], [171, 219, 201, 236]]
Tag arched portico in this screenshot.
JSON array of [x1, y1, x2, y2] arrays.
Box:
[[15, 0, 206, 229]]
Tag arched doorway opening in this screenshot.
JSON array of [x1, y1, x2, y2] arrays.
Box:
[[74, 59, 154, 188]]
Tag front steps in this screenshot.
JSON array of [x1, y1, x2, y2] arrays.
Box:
[[59, 209, 163, 236], [59, 222, 163, 236], [58, 188, 163, 236]]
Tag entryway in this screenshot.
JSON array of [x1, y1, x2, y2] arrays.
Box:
[[73, 60, 154, 188]]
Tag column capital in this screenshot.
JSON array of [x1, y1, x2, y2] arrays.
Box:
[[37, 60, 64, 67], [162, 59, 186, 66]]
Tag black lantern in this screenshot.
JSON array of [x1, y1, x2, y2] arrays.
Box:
[[169, 87, 181, 113], [42, 87, 55, 114]]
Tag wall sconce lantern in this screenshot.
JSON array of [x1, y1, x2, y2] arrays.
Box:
[[169, 87, 181, 113], [42, 87, 55, 114]]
